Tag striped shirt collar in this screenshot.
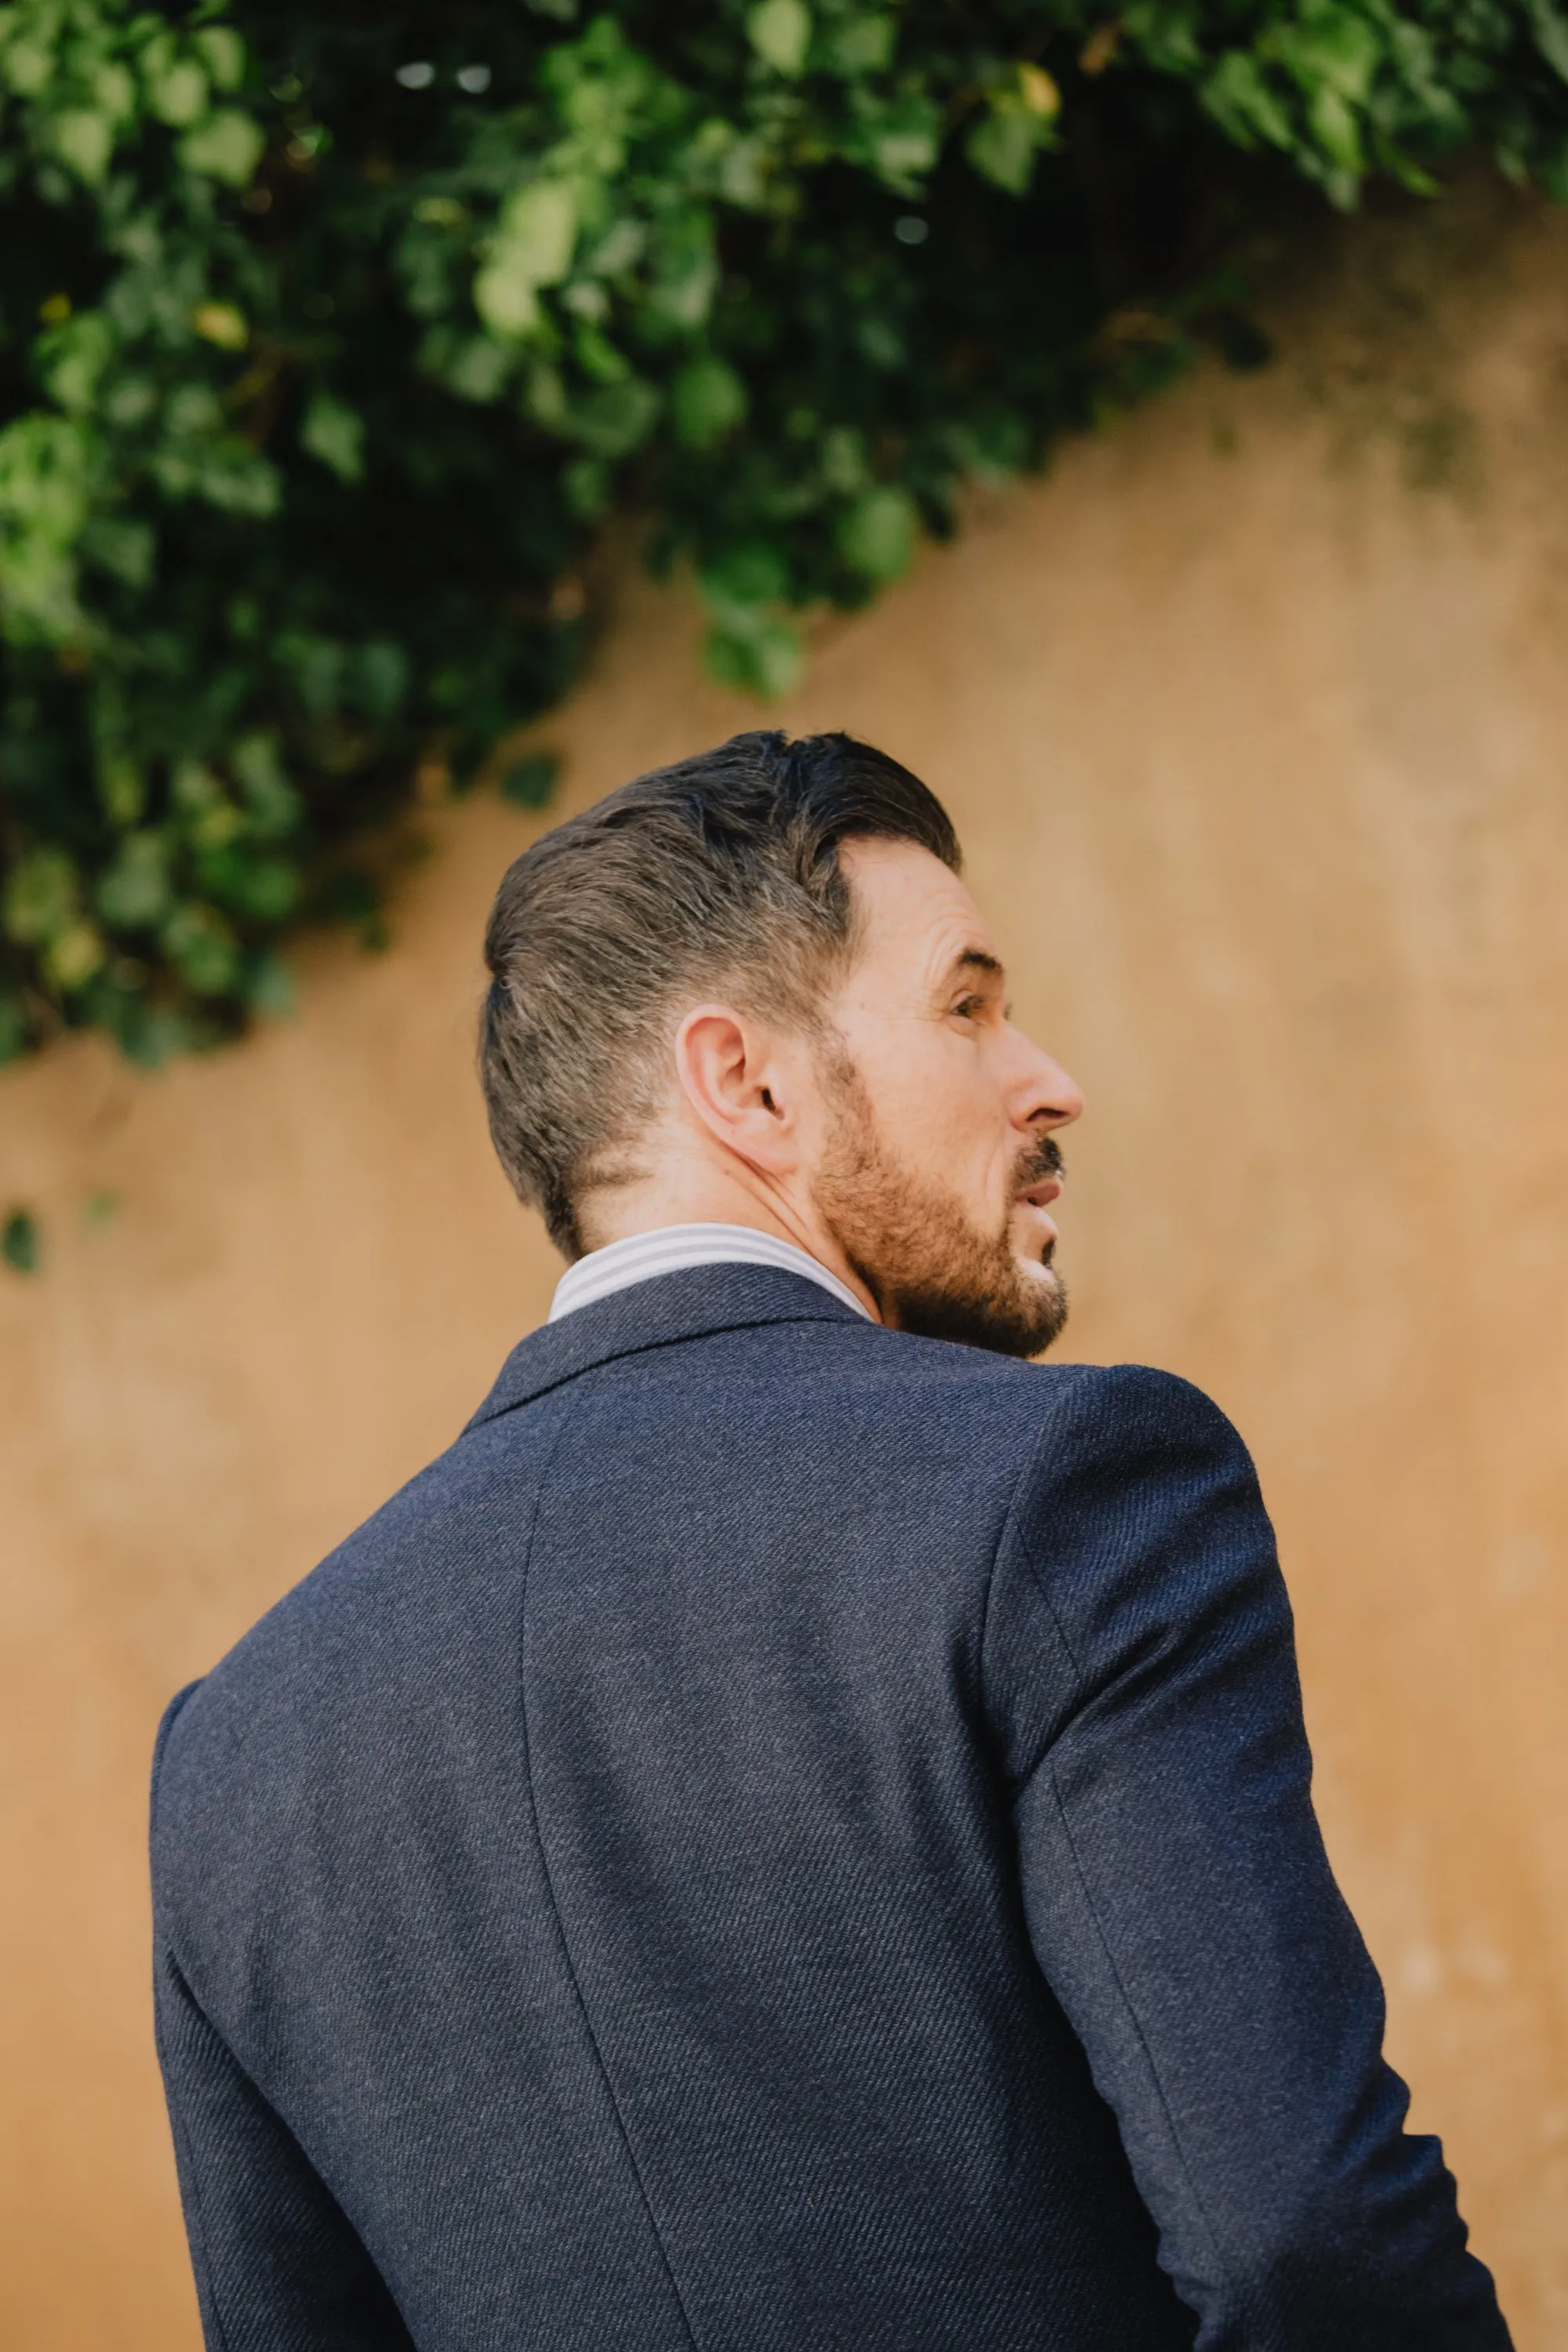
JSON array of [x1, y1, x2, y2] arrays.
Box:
[[548, 1222, 874, 1326]]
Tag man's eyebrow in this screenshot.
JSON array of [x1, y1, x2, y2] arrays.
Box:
[[942, 947, 1005, 987]]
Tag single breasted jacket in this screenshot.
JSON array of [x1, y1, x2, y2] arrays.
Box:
[[151, 1264, 1510, 2351]]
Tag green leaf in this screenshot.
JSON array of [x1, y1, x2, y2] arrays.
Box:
[[275, 630, 344, 716], [2, 1208, 41, 1276], [300, 393, 365, 483], [178, 109, 264, 187], [699, 538, 802, 697], [499, 749, 561, 806], [2, 846, 78, 943], [1288, 9, 1382, 105], [197, 850, 299, 920], [1533, 0, 1568, 84], [567, 376, 660, 457], [161, 902, 241, 995], [147, 56, 209, 127], [704, 617, 804, 698], [116, 1005, 196, 1069], [644, 213, 718, 328], [244, 949, 296, 1018], [0, 412, 93, 642], [1, 32, 56, 98], [820, 425, 869, 492], [966, 105, 1043, 195], [95, 741, 146, 822], [192, 302, 248, 349], [857, 95, 941, 191], [964, 71, 1060, 198], [191, 26, 245, 92], [44, 917, 107, 989], [52, 110, 115, 184], [1310, 82, 1363, 177], [164, 384, 224, 440], [714, 134, 771, 209], [82, 516, 154, 587], [93, 62, 136, 123], [1202, 52, 1296, 154], [837, 485, 917, 581], [36, 311, 114, 414], [828, 16, 895, 76], [747, 0, 811, 77], [0, 996, 29, 1065], [172, 759, 224, 817], [563, 455, 608, 516], [700, 539, 790, 622], [443, 336, 513, 402], [194, 449, 280, 518], [356, 639, 408, 718], [230, 734, 300, 837], [95, 832, 172, 928], [474, 180, 580, 336], [858, 316, 906, 372], [670, 355, 747, 447]]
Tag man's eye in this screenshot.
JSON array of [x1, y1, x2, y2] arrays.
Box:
[[952, 996, 983, 1020]]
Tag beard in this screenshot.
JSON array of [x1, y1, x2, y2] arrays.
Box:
[[811, 1040, 1069, 1360]]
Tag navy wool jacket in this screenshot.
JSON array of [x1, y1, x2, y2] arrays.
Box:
[[151, 1265, 1509, 2352]]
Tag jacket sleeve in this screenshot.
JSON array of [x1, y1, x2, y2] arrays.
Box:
[[983, 1366, 1511, 2352], [151, 1690, 416, 2352]]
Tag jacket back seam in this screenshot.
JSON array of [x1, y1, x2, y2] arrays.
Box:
[[514, 1383, 704, 2352]]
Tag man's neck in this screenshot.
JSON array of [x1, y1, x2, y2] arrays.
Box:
[[579, 1182, 880, 1322]]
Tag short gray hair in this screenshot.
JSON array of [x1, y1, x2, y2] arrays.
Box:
[[479, 729, 960, 1255]]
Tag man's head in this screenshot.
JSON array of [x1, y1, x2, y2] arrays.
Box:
[[480, 730, 1083, 1356]]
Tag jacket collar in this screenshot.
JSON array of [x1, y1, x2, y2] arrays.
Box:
[[464, 1261, 867, 1432]]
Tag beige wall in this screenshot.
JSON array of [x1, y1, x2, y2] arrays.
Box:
[[3, 174, 1566, 2347]]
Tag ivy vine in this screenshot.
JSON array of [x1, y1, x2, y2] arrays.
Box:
[[0, 0, 1564, 1067]]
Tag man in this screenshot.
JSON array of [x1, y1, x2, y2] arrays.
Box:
[[152, 730, 1509, 2350]]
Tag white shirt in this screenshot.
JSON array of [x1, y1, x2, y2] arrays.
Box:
[[548, 1221, 873, 1326]]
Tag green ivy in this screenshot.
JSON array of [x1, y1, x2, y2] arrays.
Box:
[[1, 0, 1565, 1065], [2, 1201, 39, 1268]]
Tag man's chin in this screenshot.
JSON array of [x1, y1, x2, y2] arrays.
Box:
[[1002, 1263, 1070, 1359], [890, 1266, 1069, 1361]]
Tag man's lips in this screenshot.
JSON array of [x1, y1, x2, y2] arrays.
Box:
[[1016, 1176, 1062, 1253]]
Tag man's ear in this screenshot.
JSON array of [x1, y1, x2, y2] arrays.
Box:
[[674, 1004, 795, 1172]]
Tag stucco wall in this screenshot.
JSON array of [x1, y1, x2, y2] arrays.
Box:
[[3, 176, 1566, 2347]]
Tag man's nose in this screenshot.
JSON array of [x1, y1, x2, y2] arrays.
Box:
[[1009, 1030, 1084, 1131]]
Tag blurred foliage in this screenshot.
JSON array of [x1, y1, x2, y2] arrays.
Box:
[[1, 0, 1565, 1064], [2, 1202, 39, 1269]]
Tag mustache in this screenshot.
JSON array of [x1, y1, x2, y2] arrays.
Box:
[[1015, 1136, 1065, 1190]]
